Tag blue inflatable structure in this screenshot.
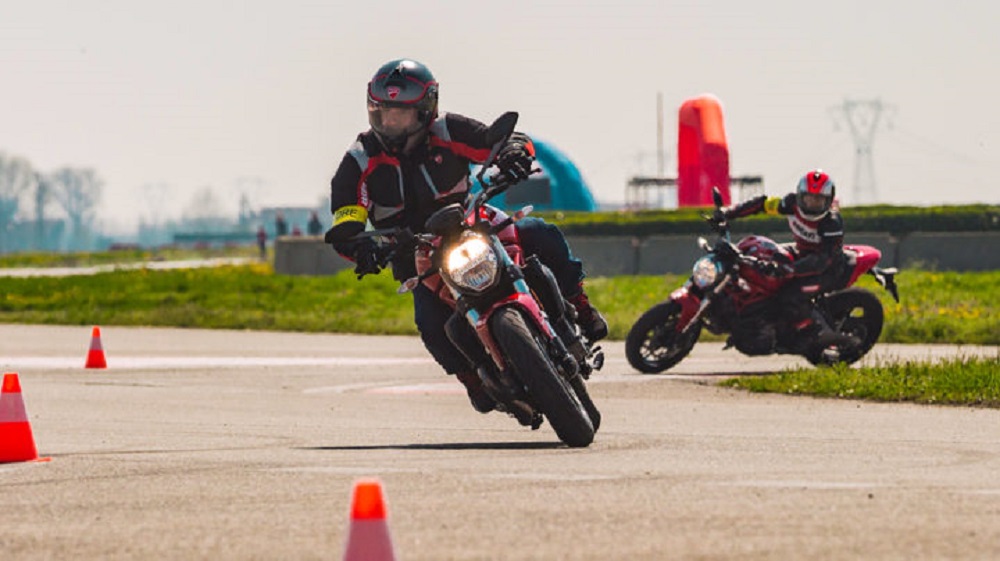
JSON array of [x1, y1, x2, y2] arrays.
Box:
[[471, 137, 597, 212]]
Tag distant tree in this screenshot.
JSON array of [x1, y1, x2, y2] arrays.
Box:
[[141, 182, 169, 227], [182, 186, 227, 233], [34, 172, 52, 251], [50, 167, 103, 251], [0, 152, 36, 253]]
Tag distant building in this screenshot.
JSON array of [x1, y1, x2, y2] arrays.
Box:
[[258, 206, 328, 239]]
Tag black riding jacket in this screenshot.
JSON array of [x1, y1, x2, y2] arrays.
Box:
[[730, 193, 846, 278], [328, 112, 532, 280]]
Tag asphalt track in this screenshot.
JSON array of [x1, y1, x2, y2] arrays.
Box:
[[1, 324, 999, 560]]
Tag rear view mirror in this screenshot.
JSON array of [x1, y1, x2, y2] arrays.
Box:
[[478, 112, 519, 177], [486, 112, 519, 146], [712, 187, 724, 208]]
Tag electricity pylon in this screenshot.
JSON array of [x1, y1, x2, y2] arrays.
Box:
[[829, 98, 894, 204]]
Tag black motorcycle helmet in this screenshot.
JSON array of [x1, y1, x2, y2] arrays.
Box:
[[367, 59, 439, 152]]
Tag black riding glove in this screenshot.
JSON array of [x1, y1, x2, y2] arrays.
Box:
[[755, 260, 792, 278], [496, 141, 534, 183], [352, 239, 382, 279], [710, 207, 734, 225]]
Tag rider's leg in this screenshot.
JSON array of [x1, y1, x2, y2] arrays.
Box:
[[516, 217, 608, 341], [777, 279, 857, 349], [413, 285, 495, 413]]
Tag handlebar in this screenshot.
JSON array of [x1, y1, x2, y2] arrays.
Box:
[[470, 167, 543, 212]]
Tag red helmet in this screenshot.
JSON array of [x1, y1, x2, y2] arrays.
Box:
[[795, 169, 836, 220], [366, 59, 439, 151]]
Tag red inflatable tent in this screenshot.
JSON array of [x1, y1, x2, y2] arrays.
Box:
[[677, 94, 731, 207]]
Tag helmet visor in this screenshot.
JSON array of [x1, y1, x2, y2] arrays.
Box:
[[368, 103, 421, 142], [799, 192, 829, 214], [368, 79, 433, 105]]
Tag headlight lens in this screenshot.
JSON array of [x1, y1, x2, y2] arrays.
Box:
[[445, 233, 498, 292], [692, 255, 720, 289]]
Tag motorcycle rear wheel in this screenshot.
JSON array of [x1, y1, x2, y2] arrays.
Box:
[[625, 301, 702, 374], [491, 307, 595, 448], [806, 287, 884, 366]]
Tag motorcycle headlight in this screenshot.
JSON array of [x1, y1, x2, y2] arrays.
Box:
[[692, 255, 721, 289], [445, 232, 499, 292]]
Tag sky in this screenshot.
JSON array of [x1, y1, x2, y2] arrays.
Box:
[[2, 1, 998, 233]]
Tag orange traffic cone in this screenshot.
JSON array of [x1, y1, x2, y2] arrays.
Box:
[[0, 373, 50, 463], [343, 479, 396, 561], [85, 326, 107, 369]]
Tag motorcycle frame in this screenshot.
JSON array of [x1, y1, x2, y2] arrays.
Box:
[[668, 242, 887, 335]]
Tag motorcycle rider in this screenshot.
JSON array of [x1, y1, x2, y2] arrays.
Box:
[[711, 169, 859, 350], [324, 58, 607, 413]]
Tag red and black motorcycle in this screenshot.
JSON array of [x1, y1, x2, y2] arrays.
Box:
[[625, 188, 899, 373], [352, 112, 603, 447]]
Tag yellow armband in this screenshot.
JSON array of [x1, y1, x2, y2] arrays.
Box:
[[762, 197, 782, 215], [333, 205, 368, 226]]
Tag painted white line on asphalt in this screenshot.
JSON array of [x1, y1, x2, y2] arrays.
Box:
[[484, 473, 623, 481], [302, 373, 664, 395], [369, 383, 462, 394], [303, 383, 397, 395], [267, 466, 422, 475], [717, 480, 882, 490], [303, 382, 462, 395], [0, 258, 253, 278], [0, 356, 435, 370]]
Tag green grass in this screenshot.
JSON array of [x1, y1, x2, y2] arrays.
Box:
[[0, 265, 996, 345], [0, 246, 258, 268], [586, 269, 1000, 345], [536, 204, 1000, 237], [2, 262, 996, 407], [0, 264, 413, 334], [723, 355, 1000, 407]]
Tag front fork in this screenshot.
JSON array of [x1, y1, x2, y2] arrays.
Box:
[[444, 260, 597, 425], [673, 274, 732, 333]]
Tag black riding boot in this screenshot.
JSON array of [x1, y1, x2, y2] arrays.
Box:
[[567, 283, 608, 342], [454, 371, 496, 413]]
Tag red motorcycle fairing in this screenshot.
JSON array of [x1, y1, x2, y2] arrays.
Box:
[[471, 290, 556, 371], [737, 234, 794, 263], [413, 203, 550, 371], [735, 235, 793, 294], [669, 285, 701, 333], [843, 245, 882, 287], [415, 204, 522, 307]]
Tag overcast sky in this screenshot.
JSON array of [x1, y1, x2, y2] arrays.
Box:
[[3, 1, 997, 232]]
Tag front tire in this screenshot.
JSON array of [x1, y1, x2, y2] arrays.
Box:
[[805, 288, 884, 366], [492, 307, 595, 448], [625, 301, 702, 374]]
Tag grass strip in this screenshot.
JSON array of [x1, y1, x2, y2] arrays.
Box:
[[722, 355, 1000, 407], [0, 265, 996, 345]]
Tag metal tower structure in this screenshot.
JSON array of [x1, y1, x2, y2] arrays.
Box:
[[829, 98, 893, 204]]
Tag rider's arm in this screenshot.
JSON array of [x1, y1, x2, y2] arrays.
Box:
[[327, 149, 369, 261], [726, 194, 781, 219], [436, 113, 535, 165]]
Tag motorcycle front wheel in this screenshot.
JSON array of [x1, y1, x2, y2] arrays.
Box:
[[491, 307, 595, 448], [625, 301, 702, 374]]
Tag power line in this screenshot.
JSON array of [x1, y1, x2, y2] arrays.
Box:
[[828, 98, 896, 204], [889, 125, 987, 167]]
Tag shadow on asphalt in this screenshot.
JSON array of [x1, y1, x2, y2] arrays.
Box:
[[300, 442, 565, 451]]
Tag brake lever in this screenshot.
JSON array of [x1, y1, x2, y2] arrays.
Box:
[[398, 266, 440, 294]]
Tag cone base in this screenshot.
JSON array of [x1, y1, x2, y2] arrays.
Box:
[[0, 456, 51, 464], [85, 350, 107, 369], [0, 422, 43, 463], [343, 520, 395, 561]]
